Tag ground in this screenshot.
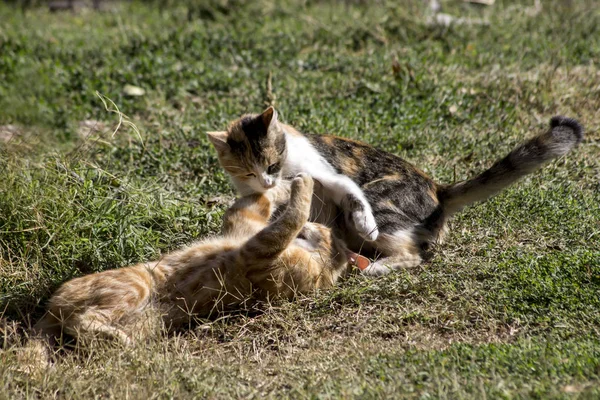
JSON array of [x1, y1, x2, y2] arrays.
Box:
[[0, 0, 599, 398]]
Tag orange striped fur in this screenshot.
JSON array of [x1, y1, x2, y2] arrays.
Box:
[[26, 174, 350, 366]]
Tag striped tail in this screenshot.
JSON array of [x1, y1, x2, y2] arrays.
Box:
[[438, 116, 584, 215]]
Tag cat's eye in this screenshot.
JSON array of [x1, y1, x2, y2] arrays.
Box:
[[267, 162, 281, 174], [245, 173, 256, 178]]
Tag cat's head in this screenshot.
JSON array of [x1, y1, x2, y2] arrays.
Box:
[[207, 107, 287, 194]]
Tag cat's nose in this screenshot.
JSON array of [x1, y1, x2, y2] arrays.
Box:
[[261, 174, 276, 188], [262, 180, 276, 189]]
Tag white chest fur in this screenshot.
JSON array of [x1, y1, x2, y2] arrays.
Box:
[[281, 130, 379, 241], [281, 131, 360, 204], [282, 132, 336, 177]]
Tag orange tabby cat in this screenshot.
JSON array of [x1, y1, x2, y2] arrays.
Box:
[[23, 174, 352, 366]]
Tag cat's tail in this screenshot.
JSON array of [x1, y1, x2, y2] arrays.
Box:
[[438, 116, 584, 215]]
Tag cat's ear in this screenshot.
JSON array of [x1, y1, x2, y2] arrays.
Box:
[[260, 106, 278, 129], [206, 131, 229, 153]]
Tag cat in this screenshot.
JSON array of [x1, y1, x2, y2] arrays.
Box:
[[207, 109, 583, 276], [21, 173, 357, 368]]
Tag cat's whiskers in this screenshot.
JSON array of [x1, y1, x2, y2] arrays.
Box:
[[309, 191, 333, 228]]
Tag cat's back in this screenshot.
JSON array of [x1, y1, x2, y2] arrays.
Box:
[[302, 132, 440, 231], [304, 133, 435, 189]]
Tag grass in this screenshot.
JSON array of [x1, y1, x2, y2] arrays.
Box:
[[1, 0, 599, 398]]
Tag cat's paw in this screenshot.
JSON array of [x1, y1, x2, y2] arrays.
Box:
[[361, 259, 394, 276], [342, 194, 379, 241], [350, 208, 379, 241], [292, 173, 314, 193], [361, 255, 421, 276], [290, 173, 314, 222]]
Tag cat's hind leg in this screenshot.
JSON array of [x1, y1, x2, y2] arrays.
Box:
[[65, 309, 133, 346], [362, 230, 422, 276]]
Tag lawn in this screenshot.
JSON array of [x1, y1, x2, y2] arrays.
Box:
[[1, 0, 599, 398]]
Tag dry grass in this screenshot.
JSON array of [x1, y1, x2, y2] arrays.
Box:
[[1, 0, 599, 398]]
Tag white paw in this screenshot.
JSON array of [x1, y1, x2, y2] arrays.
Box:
[[361, 259, 394, 276], [292, 173, 313, 191], [351, 209, 379, 241], [361, 254, 422, 276]]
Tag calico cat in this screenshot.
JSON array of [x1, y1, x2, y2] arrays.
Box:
[[207, 108, 584, 275], [23, 174, 354, 366]]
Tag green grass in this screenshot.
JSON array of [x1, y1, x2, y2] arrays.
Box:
[[1, 0, 599, 398]]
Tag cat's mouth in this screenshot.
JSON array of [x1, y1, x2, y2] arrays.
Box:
[[347, 251, 371, 271]]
